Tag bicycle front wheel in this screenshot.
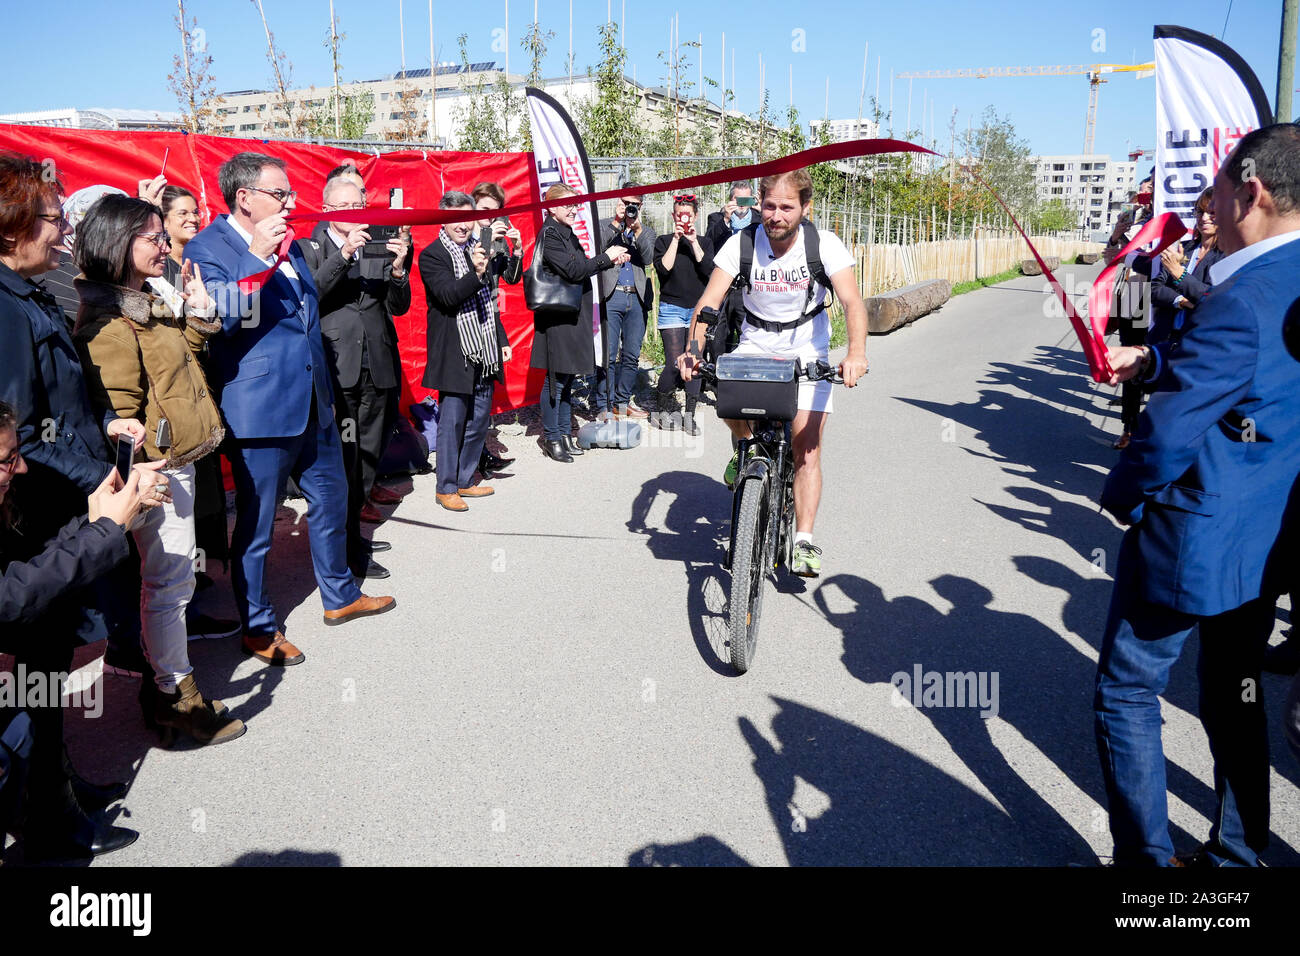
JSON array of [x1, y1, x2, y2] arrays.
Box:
[[728, 476, 769, 673]]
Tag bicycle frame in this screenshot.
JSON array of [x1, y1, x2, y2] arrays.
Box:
[[725, 420, 793, 574]]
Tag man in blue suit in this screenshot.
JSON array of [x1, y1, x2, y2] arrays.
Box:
[[1096, 124, 1300, 867], [185, 153, 394, 666]]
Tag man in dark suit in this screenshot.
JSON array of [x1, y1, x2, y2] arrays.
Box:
[[184, 153, 394, 667], [1096, 124, 1300, 867], [296, 176, 411, 581]]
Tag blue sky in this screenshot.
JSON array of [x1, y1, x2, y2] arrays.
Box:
[[1, 0, 1292, 160]]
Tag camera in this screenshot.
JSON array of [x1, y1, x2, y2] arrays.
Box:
[[623, 201, 640, 222]]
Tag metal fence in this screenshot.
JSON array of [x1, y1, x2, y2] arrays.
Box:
[[589, 155, 757, 235]]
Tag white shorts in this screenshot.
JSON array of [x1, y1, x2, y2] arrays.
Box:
[[731, 333, 834, 414]]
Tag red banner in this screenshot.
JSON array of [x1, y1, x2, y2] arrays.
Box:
[[0, 124, 538, 414]]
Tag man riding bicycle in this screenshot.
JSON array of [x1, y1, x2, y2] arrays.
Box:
[[679, 168, 869, 578]]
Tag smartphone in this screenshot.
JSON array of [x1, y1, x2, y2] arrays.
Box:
[[155, 418, 172, 452], [114, 435, 134, 482], [736, 196, 757, 207], [389, 187, 404, 209]]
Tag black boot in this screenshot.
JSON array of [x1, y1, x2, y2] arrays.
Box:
[[543, 440, 573, 463], [62, 746, 126, 812], [23, 780, 138, 863], [562, 435, 585, 456], [479, 449, 515, 474]]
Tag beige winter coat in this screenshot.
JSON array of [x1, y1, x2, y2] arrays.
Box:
[[73, 277, 225, 468]]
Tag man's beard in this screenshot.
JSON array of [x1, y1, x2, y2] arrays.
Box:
[[763, 219, 799, 242]]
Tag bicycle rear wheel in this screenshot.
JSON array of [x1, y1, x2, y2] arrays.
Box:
[[728, 476, 769, 673]]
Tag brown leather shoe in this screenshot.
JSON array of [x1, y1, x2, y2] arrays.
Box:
[[323, 593, 396, 626], [369, 485, 403, 505], [619, 403, 649, 419], [458, 485, 495, 498], [360, 502, 386, 523], [436, 492, 468, 511], [242, 631, 305, 666]]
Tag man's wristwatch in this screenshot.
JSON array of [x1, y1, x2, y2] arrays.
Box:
[[1138, 345, 1154, 378]]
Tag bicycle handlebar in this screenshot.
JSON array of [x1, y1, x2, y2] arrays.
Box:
[[694, 359, 848, 386]]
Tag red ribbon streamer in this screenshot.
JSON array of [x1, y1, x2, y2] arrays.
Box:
[[1086, 211, 1189, 349], [230, 136, 1153, 383]]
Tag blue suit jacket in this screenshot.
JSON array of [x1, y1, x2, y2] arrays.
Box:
[[184, 216, 335, 440], [1101, 237, 1300, 616]]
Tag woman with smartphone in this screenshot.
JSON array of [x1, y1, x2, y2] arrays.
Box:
[[72, 195, 245, 748], [652, 195, 713, 435], [1, 398, 164, 861]]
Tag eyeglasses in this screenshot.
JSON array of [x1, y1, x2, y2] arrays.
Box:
[[245, 186, 297, 204], [0, 451, 22, 474], [673, 194, 696, 203], [35, 212, 71, 229], [325, 202, 367, 211], [136, 231, 172, 248], [170, 209, 202, 221]]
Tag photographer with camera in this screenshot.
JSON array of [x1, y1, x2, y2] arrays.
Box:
[[652, 195, 713, 435], [594, 184, 656, 421], [297, 175, 411, 581]]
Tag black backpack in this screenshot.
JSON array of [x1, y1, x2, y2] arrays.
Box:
[[712, 222, 835, 354]]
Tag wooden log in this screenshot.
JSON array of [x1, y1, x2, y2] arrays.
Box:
[[865, 278, 952, 334], [1076, 251, 1101, 264], [1020, 255, 1060, 276]]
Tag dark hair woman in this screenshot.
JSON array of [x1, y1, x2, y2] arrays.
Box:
[[159, 185, 202, 286], [652, 195, 714, 435], [72, 194, 245, 747], [530, 184, 629, 462], [418, 190, 511, 512], [0, 398, 161, 862], [154, 185, 231, 590]]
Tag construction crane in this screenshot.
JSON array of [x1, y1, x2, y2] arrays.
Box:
[[898, 63, 1154, 155]]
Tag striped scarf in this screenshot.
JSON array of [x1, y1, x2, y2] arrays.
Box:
[[439, 228, 500, 375]]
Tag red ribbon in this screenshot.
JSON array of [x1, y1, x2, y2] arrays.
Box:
[[1086, 212, 1189, 353], [229, 136, 1156, 384], [236, 228, 298, 295]]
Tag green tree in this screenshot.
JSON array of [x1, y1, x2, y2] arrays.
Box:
[[450, 34, 518, 151], [1032, 198, 1075, 233], [960, 106, 1036, 220], [517, 20, 554, 151], [572, 22, 639, 155], [305, 89, 374, 140]]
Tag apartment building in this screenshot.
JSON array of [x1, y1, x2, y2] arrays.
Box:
[[1032, 153, 1139, 237]]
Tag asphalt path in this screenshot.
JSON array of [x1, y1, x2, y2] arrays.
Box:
[[52, 263, 1299, 866]]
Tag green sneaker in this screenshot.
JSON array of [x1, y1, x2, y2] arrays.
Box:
[[791, 541, 822, 578], [723, 449, 741, 489]]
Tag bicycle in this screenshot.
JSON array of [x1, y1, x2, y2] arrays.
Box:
[[695, 352, 846, 673]]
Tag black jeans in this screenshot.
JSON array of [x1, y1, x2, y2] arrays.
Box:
[[656, 326, 701, 408], [539, 373, 575, 442]]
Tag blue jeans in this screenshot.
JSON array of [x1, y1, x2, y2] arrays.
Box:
[[595, 290, 646, 410], [1095, 530, 1275, 866], [436, 373, 494, 494], [539, 372, 575, 442]]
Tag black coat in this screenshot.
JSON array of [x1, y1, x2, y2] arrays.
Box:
[[1132, 240, 1226, 346], [295, 223, 410, 390], [419, 237, 508, 395], [705, 209, 753, 256], [0, 262, 115, 544], [529, 218, 613, 376], [0, 514, 129, 659]]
